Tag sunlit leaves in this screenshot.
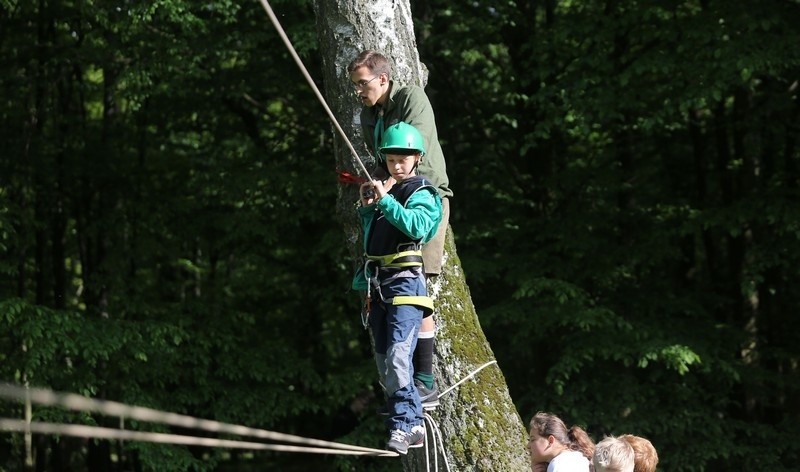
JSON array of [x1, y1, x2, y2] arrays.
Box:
[[415, 0, 800, 469]]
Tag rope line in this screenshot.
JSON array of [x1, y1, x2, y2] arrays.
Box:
[[0, 419, 393, 456], [256, 0, 372, 181], [0, 359, 500, 464], [0, 383, 395, 457], [438, 360, 498, 398], [422, 412, 452, 472], [414, 360, 499, 472]]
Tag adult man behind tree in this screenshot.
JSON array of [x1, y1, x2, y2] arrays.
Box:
[[348, 49, 452, 408]]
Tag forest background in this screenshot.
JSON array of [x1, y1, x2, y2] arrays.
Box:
[[1, 0, 799, 471]]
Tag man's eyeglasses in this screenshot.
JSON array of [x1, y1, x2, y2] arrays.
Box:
[[352, 76, 379, 90]]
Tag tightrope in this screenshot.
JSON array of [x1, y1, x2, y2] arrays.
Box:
[[0, 359, 500, 466], [0, 419, 389, 456], [0, 383, 396, 457]]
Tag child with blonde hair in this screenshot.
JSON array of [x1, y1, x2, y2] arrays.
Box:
[[593, 436, 635, 472]]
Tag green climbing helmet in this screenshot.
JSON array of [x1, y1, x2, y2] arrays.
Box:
[[379, 122, 426, 157]]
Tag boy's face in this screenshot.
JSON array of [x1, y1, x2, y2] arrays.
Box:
[[350, 66, 386, 107], [384, 153, 420, 182]]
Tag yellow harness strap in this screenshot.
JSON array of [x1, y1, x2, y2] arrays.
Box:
[[392, 295, 434, 316], [366, 249, 424, 269]]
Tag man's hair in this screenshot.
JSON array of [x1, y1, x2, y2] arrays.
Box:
[[593, 436, 635, 472], [619, 435, 659, 472], [347, 50, 392, 78]]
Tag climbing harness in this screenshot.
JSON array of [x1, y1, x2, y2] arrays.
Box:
[[360, 245, 431, 329], [358, 174, 440, 329]]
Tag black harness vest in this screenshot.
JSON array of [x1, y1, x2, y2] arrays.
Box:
[[366, 176, 435, 257]]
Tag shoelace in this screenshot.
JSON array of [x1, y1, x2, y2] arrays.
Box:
[[389, 429, 407, 443]]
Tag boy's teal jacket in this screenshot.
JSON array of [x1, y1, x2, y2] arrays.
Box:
[[352, 181, 442, 291]]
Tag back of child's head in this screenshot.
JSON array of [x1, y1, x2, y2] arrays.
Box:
[[619, 434, 659, 472], [593, 436, 635, 472], [530, 412, 595, 461]]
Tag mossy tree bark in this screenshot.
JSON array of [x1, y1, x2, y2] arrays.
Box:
[[312, 0, 530, 469]]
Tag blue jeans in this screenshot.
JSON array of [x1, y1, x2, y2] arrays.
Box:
[[369, 276, 424, 432]]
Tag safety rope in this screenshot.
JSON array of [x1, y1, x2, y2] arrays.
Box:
[[439, 360, 498, 398], [256, 0, 373, 182], [417, 360, 499, 472], [0, 383, 396, 457], [422, 412, 452, 472]]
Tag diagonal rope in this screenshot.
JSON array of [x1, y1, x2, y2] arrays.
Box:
[[0, 383, 395, 457], [256, 0, 372, 181], [438, 360, 498, 398]]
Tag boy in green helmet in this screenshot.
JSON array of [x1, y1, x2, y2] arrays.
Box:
[[348, 50, 450, 408], [353, 121, 442, 454]]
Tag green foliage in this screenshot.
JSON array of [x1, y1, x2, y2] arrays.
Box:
[[0, 0, 374, 470], [415, 0, 800, 469], [1, 0, 799, 470]]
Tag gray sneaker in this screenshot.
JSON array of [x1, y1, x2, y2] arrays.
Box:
[[386, 429, 411, 454], [415, 380, 440, 409], [386, 426, 425, 454], [407, 425, 425, 449]]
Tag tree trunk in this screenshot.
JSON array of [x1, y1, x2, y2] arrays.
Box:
[[312, 0, 530, 469]]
